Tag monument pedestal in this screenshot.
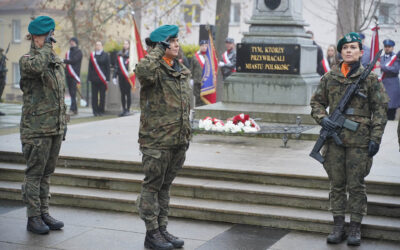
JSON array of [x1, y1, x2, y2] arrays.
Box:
[[195, 0, 320, 125]]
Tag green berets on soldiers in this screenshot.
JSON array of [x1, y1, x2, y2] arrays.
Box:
[[310, 32, 389, 246], [135, 25, 191, 250], [19, 16, 66, 234]]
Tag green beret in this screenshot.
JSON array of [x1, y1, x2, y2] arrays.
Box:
[[28, 16, 55, 35], [337, 32, 361, 52], [149, 25, 179, 43]]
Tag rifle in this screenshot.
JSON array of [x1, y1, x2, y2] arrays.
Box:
[[0, 43, 10, 77], [309, 49, 383, 163]]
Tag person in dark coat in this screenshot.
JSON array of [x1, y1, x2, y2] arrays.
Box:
[[306, 30, 324, 76], [0, 48, 7, 116], [380, 39, 400, 120], [113, 40, 132, 117], [218, 37, 237, 80], [64, 37, 82, 116], [88, 41, 110, 116]]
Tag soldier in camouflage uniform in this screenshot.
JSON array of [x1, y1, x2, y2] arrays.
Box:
[[19, 16, 66, 235], [311, 32, 389, 246], [135, 25, 191, 250]]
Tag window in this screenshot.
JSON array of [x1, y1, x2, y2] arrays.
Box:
[[230, 3, 241, 25], [378, 3, 394, 25], [183, 4, 201, 24], [12, 20, 21, 43], [13, 63, 20, 88]]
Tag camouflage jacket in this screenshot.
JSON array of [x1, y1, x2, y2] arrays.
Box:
[[19, 42, 67, 140], [135, 45, 192, 149], [310, 62, 389, 147]]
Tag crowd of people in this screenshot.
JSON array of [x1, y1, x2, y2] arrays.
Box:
[[11, 14, 400, 250]]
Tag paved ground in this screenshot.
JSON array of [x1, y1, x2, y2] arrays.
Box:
[[1, 200, 399, 250]]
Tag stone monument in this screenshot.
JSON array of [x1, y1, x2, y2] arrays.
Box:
[[195, 0, 320, 124]]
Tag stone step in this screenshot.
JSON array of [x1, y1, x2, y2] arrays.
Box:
[[1, 151, 399, 197], [194, 102, 317, 125], [0, 180, 399, 241], [2, 162, 399, 218]]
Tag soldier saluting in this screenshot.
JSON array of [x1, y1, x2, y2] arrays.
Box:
[[135, 25, 191, 250], [19, 16, 66, 234], [310, 32, 389, 246]]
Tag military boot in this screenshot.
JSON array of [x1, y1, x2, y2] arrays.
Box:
[[144, 228, 174, 250], [41, 213, 64, 230], [159, 225, 184, 248], [327, 216, 346, 244], [347, 221, 361, 246], [27, 216, 50, 234]]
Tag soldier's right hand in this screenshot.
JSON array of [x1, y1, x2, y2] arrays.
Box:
[[321, 117, 337, 130], [45, 30, 57, 44], [159, 36, 171, 49]]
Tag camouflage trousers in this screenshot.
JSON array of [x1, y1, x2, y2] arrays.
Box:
[[323, 142, 372, 223], [137, 146, 187, 231], [21, 135, 62, 217]]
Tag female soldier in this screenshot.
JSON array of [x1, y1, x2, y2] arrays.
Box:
[[19, 16, 66, 234], [310, 32, 388, 246]]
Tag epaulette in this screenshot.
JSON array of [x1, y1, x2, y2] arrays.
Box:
[[23, 54, 30, 57]]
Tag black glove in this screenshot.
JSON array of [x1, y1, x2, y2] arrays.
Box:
[[368, 140, 379, 157], [45, 29, 57, 44], [321, 117, 337, 130], [397, 51, 400, 60], [159, 36, 171, 50]]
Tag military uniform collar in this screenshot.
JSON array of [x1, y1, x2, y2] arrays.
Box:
[[160, 58, 190, 77], [331, 61, 364, 78]]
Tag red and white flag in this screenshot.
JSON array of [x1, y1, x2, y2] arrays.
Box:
[[370, 25, 380, 70], [65, 51, 81, 85], [129, 16, 147, 92]]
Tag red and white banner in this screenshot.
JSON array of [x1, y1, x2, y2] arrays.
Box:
[[379, 54, 397, 81], [90, 52, 108, 89], [195, 51, 205, 68], [65, 51, 81, 85], [117, 55, 132, 86], [129, 16, 147, 91], [222, 51, 236, 72], [322, 58, 330, 73], [370, 25, 380, 70]]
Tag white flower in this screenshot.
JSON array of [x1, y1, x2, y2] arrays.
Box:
[[237, 122, 244, 128], [198, 119, 204, 129], [204, 123, 212, 131], [244, 120, 251, 127]]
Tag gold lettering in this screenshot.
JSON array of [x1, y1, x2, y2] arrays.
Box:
[[251, 46, 264, 53], [245, 63, 264, 70], [264, 47, 285, 53]]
